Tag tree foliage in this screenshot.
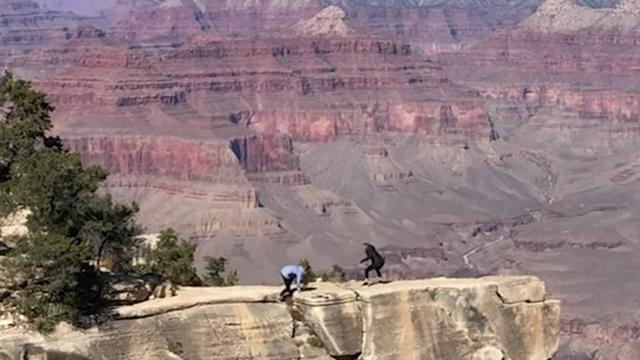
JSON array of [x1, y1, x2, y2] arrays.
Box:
[[299, 258, 316, 286], [5, 233, 94, 332], [142, 228, 201, 286], [0, 72, 140, 332], [203, 256, 238, 287], [0, 72, 56, 183]]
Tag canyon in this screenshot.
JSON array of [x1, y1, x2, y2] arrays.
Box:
[[1, 0, 640, 358]]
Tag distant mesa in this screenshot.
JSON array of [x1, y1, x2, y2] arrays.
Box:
[[291, 5, 353, 37]]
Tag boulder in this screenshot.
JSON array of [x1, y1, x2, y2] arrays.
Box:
[[103, 274, 152, 306], [103, 273, 177, 306]]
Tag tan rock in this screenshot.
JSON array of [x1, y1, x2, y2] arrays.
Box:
[[472, 346, 504, 360], [488, 275, 546, 304], [354, 276, 560, 360], [294, 283, 362, 357], [103, 274, 152, 306], [293, 320, 333, 360], [0, 210, 29, 240], [291, 6, 352, 37], [0, 276, 560, 360]]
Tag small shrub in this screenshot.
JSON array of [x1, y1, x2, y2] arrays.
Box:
[[298, 258, 316, 286], [225, 270, 239, 286], [142, 229, 201, 286], [203, 256, 239, 287]]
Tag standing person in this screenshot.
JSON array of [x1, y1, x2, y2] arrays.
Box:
[[279, 264, 304, 299], [360, 242, 385, 285]]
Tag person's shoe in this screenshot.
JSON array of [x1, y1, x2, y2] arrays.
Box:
[[363, 279, 369, 286]]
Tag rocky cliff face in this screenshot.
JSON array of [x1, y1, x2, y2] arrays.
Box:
[[0, 276, 560, 360], [6, 9, 492, 247], [439, 0, 640, 135], [106, 0, 210, 42], [34, 35, 488, 139], [1, 1, 637, 359], [0, 0, 104, 49], [433, 1, 640, 357], [323, 0, 540, 55]]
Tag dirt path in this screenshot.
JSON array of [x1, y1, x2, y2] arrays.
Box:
[[463, 235, 507, 272]]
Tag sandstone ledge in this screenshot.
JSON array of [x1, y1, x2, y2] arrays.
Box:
[[115, 285, 279, 319], [0, 276, 560, 360]]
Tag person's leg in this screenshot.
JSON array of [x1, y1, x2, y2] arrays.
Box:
[[364, 263, 375, 284], [373, 258, 384, 280], [280, 275, 294, 298]]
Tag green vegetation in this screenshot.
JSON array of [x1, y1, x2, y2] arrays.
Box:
[[138, 228, 201, 286], [203, 256, 239, 287], [0, 73, 239, 332], [0, 72, 141, 332], [299, 258, 316, 286]]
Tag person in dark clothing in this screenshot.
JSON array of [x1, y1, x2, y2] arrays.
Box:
[[360, 242, 385, 285], [279, 264, 304, 299]]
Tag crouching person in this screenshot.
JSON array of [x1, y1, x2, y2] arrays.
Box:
[[279, 264, 304, 299]]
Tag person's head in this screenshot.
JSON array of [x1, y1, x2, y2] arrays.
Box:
[[363, 242, 374, 248]]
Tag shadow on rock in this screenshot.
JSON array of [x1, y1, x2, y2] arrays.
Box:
[[21, 345, 92, 360]]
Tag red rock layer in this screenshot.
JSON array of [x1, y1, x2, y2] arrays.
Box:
[[335, 3, 538, 55], [65, 134, 305, 184], [0, 0, 100, 47], [442, 29, 640, 78], [440, 28, 640, 131], [229, 134, 299, 174], [31, 35, 489, 143], [66, 136, 245, 183], [106, 0, 209, 42]]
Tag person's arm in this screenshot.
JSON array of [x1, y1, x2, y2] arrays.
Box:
[[360, 256, 369, 263], [296, 269, 303, 291]]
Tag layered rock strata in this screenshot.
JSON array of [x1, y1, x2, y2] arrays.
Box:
[[438, 0, 640, 135], [0, 276, 560, 360], [31, 34, 489, 141]]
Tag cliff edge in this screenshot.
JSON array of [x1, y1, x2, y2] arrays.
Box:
[[0, 276, 560, 360]]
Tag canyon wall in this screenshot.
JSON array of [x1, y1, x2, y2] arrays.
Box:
[[0, 1, 634, 359], [438, 1, 640, 137], [323, 0, 540, 55], [0, 276, 561, 360]]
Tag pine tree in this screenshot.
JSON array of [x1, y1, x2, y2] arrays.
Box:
[[144, 229, 201, 286], [0, 72, 141, 332], [299, 258, 316, 286], [203, 256, 238, 287]]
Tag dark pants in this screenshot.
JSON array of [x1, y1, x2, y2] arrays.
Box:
[[280, 274, 296, 298], [365, 258, 385, 279]]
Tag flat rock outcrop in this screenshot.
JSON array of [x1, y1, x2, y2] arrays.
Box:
[[0, 276, 560, 360]]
